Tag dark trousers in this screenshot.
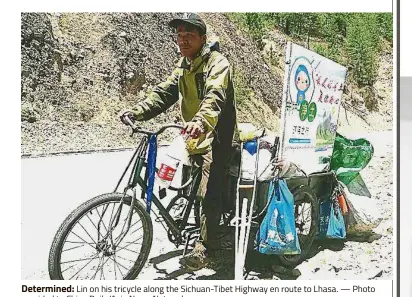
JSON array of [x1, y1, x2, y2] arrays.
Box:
[[194, 141, 231, 250]]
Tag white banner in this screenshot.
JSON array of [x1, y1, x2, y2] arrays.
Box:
[[279, 42, 348, 174]]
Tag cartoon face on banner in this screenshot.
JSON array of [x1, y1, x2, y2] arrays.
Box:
[[289, 57, 315, 106]]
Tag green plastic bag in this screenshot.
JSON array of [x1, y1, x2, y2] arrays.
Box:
[[330, 132, 374, 186]]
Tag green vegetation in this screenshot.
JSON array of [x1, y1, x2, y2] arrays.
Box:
[[233, 68, 254, 106], [227, 13, 392, 90]]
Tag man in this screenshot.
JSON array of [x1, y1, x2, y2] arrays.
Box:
[[120, 13, 237, 270]]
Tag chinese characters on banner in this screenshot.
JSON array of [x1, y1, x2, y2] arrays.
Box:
[[279, 42, 348, 174]]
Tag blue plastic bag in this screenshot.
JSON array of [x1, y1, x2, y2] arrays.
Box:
[[318, 200, 331, 237], [256, 178, 301, 255], [318, 198, 346, 239], [244, 139, 257, 155]]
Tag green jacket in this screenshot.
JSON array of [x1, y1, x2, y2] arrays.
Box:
[[132, 44, 237, 155]]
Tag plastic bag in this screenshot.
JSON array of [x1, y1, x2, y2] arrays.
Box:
[[330, 132, 374, 186], [240, 146, 274, 181], [256, 179, 301, 255], [318, 197, 346, 239], [238, 123, 257, 142]]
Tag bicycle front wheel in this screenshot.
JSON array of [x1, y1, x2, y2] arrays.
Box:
[[48, 193, 153, 280]]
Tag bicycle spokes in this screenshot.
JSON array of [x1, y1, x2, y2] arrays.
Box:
[[95, 191, 136, 248], [59, 201, 144, 280]]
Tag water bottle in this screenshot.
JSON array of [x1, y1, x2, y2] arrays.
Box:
[[157, 153, 181, 189], [156, 132, 187, 189]]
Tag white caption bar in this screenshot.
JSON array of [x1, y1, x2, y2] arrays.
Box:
[[19, 280, 393, 297]]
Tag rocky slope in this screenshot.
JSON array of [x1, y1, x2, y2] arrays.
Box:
[[21, 13, 393, 156]]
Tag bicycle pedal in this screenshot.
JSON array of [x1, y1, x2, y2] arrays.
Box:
[[229, 216, 239, 226], [159, 188, 167, 199]]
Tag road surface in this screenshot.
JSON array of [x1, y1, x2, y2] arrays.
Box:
[[22, 130, 394, 280]]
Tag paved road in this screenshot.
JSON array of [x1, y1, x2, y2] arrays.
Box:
[[22, 147, 213, 280], [21, 129, 395, 280]]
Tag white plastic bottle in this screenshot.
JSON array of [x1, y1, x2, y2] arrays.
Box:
[[156, 133, 187, 189], [157, 154, 181, 189]]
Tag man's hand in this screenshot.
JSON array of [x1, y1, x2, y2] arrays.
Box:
[[184, 120, 205, 139], [118, 107, 144, 126], [119, 109, 135, 125], [274, 159, 286, 168]]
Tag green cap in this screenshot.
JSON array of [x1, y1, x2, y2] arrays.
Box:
[[169, 13, 207, 35]]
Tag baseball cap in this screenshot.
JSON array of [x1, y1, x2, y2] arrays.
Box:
[[169, 13, 207, 35]]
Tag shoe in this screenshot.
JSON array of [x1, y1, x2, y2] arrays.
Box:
[[179, 241, 209, 270]]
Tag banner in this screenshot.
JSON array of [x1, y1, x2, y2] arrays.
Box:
[[279, 42, 348, 174]]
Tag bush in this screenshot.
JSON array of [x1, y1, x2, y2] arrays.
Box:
[[227, 12, 392, 88], [269, 13, 317, 37], [376, 13, 393, 42], [312, 43, 343, 65], [227, 13, 273, 49], [233, 69, 253, 106], [235, 13, 268, 49], [346, 14, 381, 86], [316, 13, 348, 43], [244, 13, 264, 38]]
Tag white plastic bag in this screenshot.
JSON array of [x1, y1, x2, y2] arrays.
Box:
[[238, 123, 257, 142], [241, 149, 255, 180], [257, 148, 273, 181], [240, 148, 274, 181]]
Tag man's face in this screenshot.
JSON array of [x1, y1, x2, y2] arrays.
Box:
[[176, 25, 206, 60]]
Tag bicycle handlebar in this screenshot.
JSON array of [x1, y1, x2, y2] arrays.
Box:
[[123, 115, 184, 136]]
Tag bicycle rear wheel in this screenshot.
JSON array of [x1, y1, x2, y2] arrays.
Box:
[[48, 193, 153, 280], [278, 185, 318, 267]]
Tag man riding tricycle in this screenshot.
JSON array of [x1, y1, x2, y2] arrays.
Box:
[[48, 13, 373, 280]]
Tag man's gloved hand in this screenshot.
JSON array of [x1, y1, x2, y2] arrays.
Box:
[[184, 120, 205, 139]]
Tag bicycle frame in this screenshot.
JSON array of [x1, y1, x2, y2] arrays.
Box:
[[110, 133, 203, 247]]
